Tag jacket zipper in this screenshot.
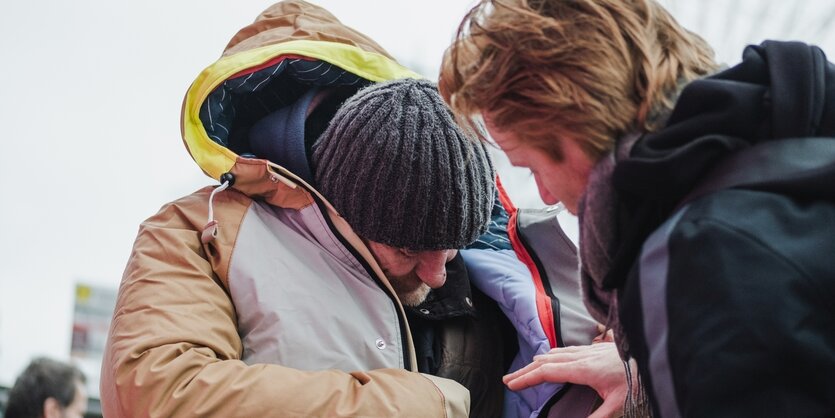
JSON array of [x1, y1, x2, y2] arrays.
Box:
[[309, 192, 412, 370], [513, 211, 564, 347], [507, 209, 566, 418]]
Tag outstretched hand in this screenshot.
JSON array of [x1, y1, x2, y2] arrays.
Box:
[[503, 336, 628, 418]]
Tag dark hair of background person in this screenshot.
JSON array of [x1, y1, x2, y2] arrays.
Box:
[[4, 357, 86, 418]]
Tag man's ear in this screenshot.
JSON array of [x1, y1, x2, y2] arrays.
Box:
[[43, 397, 62, 418]]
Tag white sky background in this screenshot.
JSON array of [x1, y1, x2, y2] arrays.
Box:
[[1, 0, 834, 392]]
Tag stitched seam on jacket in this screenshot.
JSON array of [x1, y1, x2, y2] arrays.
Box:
[[215, 190, 254, 293]]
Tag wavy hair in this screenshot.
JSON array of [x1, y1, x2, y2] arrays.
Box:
[[439, 0, 717, 161]]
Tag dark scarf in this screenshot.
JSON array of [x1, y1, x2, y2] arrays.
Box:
[[578, 132, 641, 350]]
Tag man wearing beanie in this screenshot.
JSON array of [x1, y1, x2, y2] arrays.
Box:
[[311, 79, 513, 417], [103, 3, 603, 417], [312, 78, 493, 305]]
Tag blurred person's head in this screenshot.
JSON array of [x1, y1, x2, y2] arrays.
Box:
[[439, 0, 717, 212], [4, 357, 87, 418], [312, 78, 495, 306]]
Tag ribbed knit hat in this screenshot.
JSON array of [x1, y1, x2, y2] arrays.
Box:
[[312, 78, 495, 250]]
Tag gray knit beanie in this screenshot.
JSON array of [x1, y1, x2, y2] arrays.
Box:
[[311, 78, 495, 250]]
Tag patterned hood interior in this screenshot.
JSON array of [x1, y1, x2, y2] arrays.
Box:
[[180, 0, 420, 181]]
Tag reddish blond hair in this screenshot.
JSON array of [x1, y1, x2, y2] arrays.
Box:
[[439, 0, 717, 161]]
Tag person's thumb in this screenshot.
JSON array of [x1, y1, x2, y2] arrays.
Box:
[[587, 390, 624, 418]]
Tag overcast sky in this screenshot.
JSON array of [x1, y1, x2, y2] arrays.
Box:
[[1, 0, 833, 393]]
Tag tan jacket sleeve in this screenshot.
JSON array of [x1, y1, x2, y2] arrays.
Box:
[[101, 189, 469, 418]]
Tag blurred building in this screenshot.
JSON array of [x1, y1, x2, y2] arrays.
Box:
[[70, 283, 117, 410]]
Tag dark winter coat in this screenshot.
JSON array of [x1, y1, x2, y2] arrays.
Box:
[[585, 41, 835, 417]]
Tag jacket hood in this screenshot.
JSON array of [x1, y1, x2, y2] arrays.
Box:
[[601, 40, 835, 288], [180, 0, 420, 194], [616, 40, 835, 200]]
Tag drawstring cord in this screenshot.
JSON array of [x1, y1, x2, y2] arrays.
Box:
[[207, 180, 230, 223], [202, 173, 235, 244]]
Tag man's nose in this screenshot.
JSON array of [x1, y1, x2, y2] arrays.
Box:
[[534, 174, 558, 205], [414, 251, 449, 288]]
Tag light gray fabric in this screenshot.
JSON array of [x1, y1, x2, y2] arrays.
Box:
[[312, 78, 495, 250], [229, 201, 404, 371], [517, 208, 599, 347], [639, 208, 688, 418]]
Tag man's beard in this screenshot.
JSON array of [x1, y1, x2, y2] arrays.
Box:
[[387, 272, 431, 307]]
